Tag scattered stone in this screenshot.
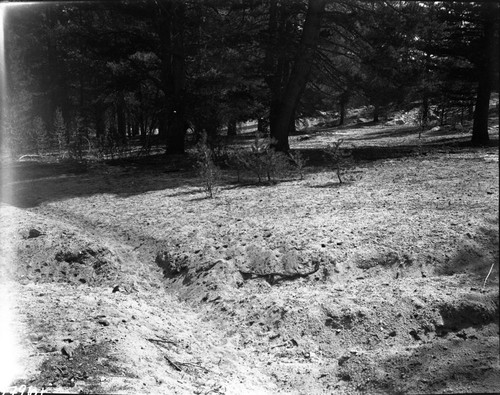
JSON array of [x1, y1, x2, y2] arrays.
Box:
[[97, 318, 110, 326], [389, 330, 397, 337], [268, 331, 280, 340], [338, 355, 350, 366], [112, 285, 121, 293], [412, 297, 426, 309], [27, 228, 44, 239], [409, 330, 421, 341], [62, 344, 76, 358]]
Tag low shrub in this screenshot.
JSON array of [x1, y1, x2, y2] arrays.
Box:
[[230, 132, 292, 183], [323, 139, 352, 184], [194, 134, 221, 198]]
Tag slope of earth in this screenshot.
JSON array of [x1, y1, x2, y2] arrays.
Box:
[[0, 123, 499, 394]]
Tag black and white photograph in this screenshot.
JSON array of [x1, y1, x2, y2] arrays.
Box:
[[0, 0, 498, 394]]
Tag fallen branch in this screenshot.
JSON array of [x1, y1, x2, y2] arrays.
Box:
[[164, 355, 182, 371], [482, 262, 496, 291], [177, 361, 210, 373], [147, 337, 177, 346]]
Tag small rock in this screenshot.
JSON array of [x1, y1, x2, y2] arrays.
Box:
[[409, 330, 421, 341], [412, 297, 426, 309], [27, 228, 44, 239], [389, 330, 397, 337], [434, 315, 444, 327], [112, 285, 121, 293], [268, 331, 280, 340], [98, 319, 110, 326], [62, 344, 76, 358], [338, 355, 350, 366]]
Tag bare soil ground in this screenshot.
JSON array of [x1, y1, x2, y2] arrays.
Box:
[[1, 120, 499, 394]]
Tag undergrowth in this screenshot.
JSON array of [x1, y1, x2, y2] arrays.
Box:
[[194, 134, 220, 198]]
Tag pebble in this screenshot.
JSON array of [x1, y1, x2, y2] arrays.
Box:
[[412, 297, 426, 309], [62, 344, 76, 358], [28, 228, 43, 239], [98, 319, 111, 326]]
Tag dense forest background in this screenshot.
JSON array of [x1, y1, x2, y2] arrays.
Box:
[[1, 0, 498, 159]]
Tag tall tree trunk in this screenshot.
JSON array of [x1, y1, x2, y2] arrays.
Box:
[[266, 0, 291, 143], [158, 110, 167, 143], [269, 0, 327, 151], [471, 2, 498, 145], [227, 119, 237, 136], [94, 104, 105, 139], [339, 91, 348, 126], [257, 118, 266, 134], [157, 1, 187, 155], [373, 105, 379, 123], [421, 93, 429, 128], [116, 95, 126, 143]]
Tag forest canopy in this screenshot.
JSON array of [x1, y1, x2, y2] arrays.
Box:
[[1, 0, 498, 157]]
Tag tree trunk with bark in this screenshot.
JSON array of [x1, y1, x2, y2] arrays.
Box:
[[339, 91, 349, 126], [227, 119, 237, 136], [471, 2, 498, 145], [269, 0, 327, 151], [94, 104, 105, 139], [157, 1, 187, 154], [116, 95, 127, 143]]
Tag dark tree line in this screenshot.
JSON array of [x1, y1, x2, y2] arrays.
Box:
[[1, 0, 498, 158]]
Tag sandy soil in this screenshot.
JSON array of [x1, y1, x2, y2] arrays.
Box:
[[0, 120, 499, 394]]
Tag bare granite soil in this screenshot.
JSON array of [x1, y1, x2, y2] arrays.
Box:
[[0, 121, 499, 394]]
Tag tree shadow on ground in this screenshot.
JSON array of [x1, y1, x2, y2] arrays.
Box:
[[2, 133, 497, 209], [349, 126, 420, 141], [435, 218, 499, 281], [371, 331, 500, 395], [316, 120, 382, 131], [0, 158, 200, 209], [295, 136, 498, 166], [309, 181, 348, 189]]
